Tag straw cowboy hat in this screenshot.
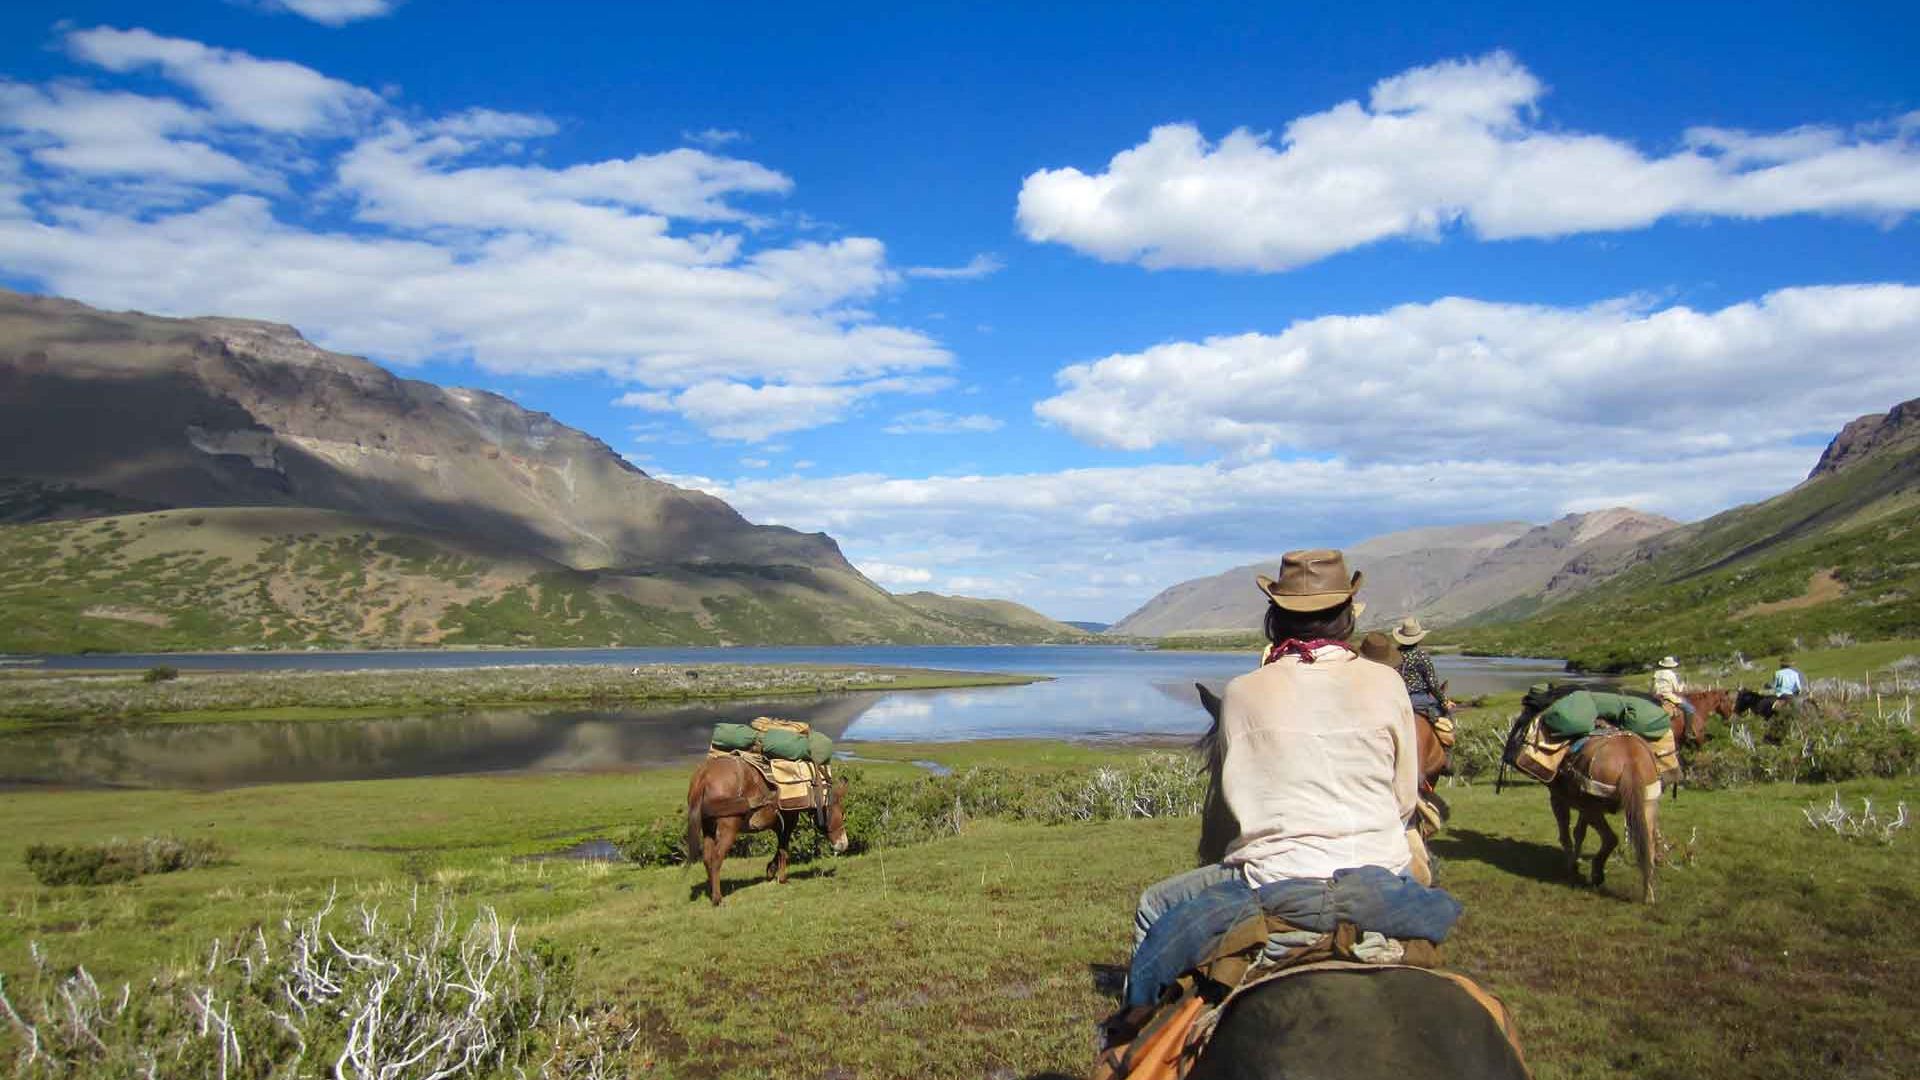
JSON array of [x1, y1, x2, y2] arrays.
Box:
[[1255, 549, 1364, 615], [1657, 656, 1679, 669], [1391, 617, 1429, 646]]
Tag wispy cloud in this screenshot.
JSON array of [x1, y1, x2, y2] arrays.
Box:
[[256, 0, 398, 27], [1019, 51, 1920, 271], [683, 127, 746, 149], [883, 409, 1004, 435], [905, 253, 1004, 280]]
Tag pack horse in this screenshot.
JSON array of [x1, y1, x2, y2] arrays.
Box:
[[686, 716, 847, 905]]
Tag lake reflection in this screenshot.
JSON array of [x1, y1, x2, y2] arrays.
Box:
[[1, 647, 1583, 788]]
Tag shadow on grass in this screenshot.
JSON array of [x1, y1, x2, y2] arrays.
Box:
[[685, 864, 837, 903], [1088, 962, 1126, 1001], [1430, 826, 1568, 884]]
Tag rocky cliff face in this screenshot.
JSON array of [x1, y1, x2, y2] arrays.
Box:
[[1807, 396, 1920, 480], [0, 289, 850, 575]]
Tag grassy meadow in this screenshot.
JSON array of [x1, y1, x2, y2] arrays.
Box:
[[2, 732, 1916, 1079]]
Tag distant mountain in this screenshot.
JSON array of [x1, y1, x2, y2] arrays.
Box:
[[1460, 396, 1920, 670], [1064, 620, 1111, 633], [1109, 513, 1676, 637], [0, 290, 1085, 651]]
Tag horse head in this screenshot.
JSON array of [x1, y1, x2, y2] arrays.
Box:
[[823, 776, 850, 854]]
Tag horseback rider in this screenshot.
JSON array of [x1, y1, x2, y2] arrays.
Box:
[[1769, 656, 1806, 699], [1132, 550, 1423, 945], [1652, 656, 1695, 726], [1392, 616, 1455, 772]]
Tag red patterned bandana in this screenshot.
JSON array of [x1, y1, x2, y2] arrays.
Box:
[[1261, 639, 1354, 666]]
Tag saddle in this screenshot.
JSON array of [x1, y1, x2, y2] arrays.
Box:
[[1095, 919, 1522, 1080], [707, 716, 834, 812]]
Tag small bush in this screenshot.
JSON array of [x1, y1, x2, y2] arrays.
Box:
[[613, 816, 691, 867], [24, 835, 220, 886], [0, 891, 634, 1078], [141, 665, 179, 683]]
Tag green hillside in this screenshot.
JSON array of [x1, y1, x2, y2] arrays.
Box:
[[0, 507, 1087, 653], [1456, 403, 1920, 671]]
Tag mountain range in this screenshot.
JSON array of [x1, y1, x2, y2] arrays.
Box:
[[1109, 508, 1679, 637], [0, 290, 1085, 652], [1457, 395, 1920, 670]]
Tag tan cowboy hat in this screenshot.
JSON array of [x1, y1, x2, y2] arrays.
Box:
[[1391, 617, 1429, 646], [1255, 549, 1365, 615], [1657, 656, 1679, 669]]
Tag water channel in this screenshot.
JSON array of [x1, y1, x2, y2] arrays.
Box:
[[1, 646, 1586, 789]]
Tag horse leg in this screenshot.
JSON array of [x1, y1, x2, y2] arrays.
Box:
[[1589, 811, 1619, 891], [764, 810, 787, 880], [1551, 788, 1579, 883], [705, 815, 740, 906]]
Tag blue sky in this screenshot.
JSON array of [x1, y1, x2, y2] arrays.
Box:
[[1, 0, 1916, 620]]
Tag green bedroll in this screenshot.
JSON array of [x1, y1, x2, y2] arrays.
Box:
[[1540, 690, 1672, 739], [711, 722, 760, 753], [807, 730, 834, 765], [759, 727, 812, 762]]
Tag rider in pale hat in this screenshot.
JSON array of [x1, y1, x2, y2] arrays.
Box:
[[1131, 549, 1426, 955], [1652, 656, 1693, 724]]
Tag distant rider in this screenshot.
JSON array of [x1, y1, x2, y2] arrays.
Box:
[[1652, 656, 1695, 725], [1769, 656, 1806, 699]]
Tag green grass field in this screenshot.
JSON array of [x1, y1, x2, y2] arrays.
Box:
[[2, 740, 1914, 1079]]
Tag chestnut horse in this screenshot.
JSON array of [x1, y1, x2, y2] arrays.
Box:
[[1551, 732, 1661, 903], [684, 754, 847, 906], [1676, 689, 1731, 747]]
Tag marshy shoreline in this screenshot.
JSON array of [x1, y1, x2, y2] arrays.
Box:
[[0, 663, 1040, 731]]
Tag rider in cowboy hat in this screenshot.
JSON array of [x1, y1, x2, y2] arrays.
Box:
[[1131, 549, 1424, 946], [1391, 616, 1455, 768], [1652, 656, 1695, 724]]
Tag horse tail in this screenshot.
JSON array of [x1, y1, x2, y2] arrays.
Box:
[[1624, 750, 1660, 903], [684, 787, 705, 869]]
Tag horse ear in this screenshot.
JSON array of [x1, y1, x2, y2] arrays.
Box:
[[1195, 682, 1224, 722]]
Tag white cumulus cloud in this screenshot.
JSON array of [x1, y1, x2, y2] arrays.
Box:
[[0, 27, 955, 439], [1035, 284, 1920, 460], [1017, 51, 1920, 271]]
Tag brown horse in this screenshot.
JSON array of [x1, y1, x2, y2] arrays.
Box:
[[1676, 689, 1731, 746], [1550, 732, 1661, 903], [684, 754, 847, 906]]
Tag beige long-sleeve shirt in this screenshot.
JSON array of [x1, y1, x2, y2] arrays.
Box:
[[1217, 645, 1419, 886], [1652, 668, 1685, 703]]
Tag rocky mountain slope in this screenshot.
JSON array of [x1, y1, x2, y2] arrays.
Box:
[[0, 290, 1084, 650], [1459, 396, 1920, 670], [1110, 512, 1676, 637]]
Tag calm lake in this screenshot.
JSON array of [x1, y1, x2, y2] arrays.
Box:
[[3, 646, 1583, 788]]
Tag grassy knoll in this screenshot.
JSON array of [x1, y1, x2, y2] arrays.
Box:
[[0, 664, 1037, 729], [2, 739, 1916, 1079]]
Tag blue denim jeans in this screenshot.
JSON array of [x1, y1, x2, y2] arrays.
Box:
[[1126, 864, 1464, 1009], [1133, 863, 1241, 947]]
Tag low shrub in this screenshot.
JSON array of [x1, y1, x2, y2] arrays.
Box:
[[0, 891, 636, 1079], [141, 665, 179, 683], [24, 835, 220, 886]]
